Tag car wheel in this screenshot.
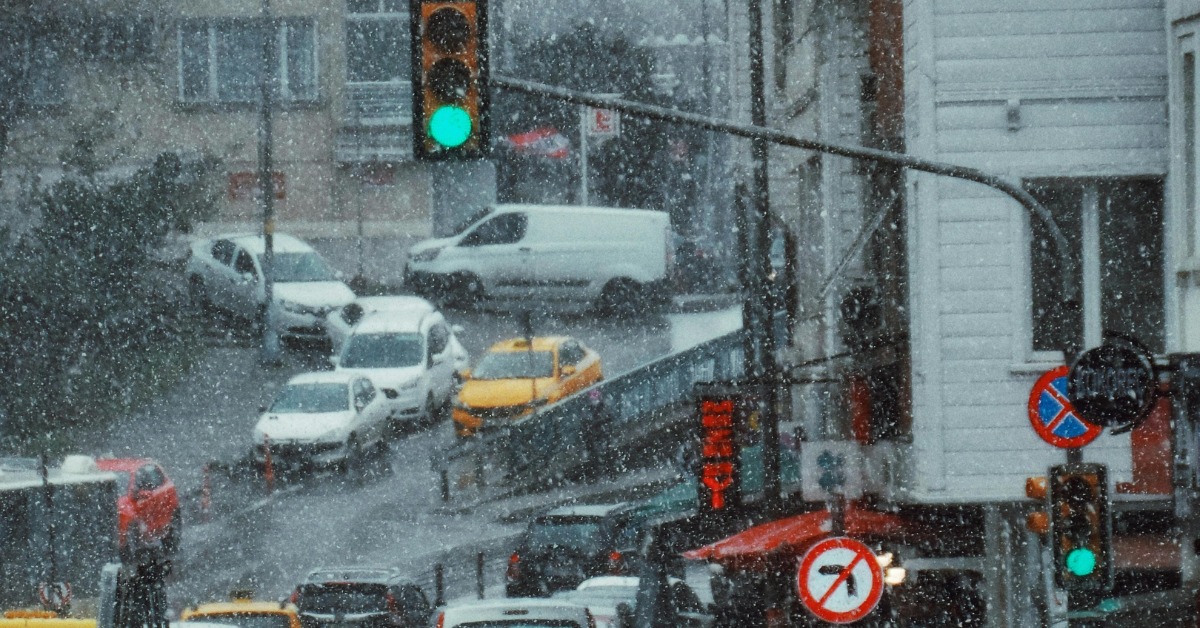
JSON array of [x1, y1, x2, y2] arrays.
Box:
[[597, 279, 643, 318], [423, 394, 440, 426], [163, 510, 182, 556], [448, 273, 484, 309], [188, 276, 209, 312], [342, 436, 365, 482]]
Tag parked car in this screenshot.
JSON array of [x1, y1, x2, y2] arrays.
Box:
[[404, 204, 674, 314], [291, 567, 430, 628], [505, 504, 632, 597], [434, 599, 592, 628], [180, 593, 303, 628], [326, 296, 457, 357], [333, 307, 466, 427], [94, 458, 181, 560], [186, 233, 355, 345], [453, 336, 602, 438], [554, 576, 713, 628], [252, 371, 394, 474]]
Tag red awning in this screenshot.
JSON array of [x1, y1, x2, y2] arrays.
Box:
[[683, 504, 912, 569]]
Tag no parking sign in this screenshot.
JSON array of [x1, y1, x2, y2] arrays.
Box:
[[1028, 365, 1101, 449]]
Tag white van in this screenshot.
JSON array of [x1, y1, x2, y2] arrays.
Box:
[[404, 204, 674, 313]]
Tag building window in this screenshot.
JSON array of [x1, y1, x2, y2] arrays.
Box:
[[1028, 178, 1165, 355], [178, 18, 317, 104], [346, 0, 410, 84]]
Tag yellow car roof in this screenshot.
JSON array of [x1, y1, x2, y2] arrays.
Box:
[[489, 336, 566, 353], [183, 601, 295, 618]]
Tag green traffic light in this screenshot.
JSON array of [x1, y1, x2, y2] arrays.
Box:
[[1065, 547, 1097, 576], [429, 105, 473, 148]]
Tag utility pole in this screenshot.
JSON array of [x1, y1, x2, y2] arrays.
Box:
[[579, 105, 590, 205], [748, 0, 782, 512], [259, 0, 281, 366]]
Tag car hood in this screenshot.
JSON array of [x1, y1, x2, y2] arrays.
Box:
[[337, 365, 425, 388], [459, 378, 556, 408], [409, 236, 457, 255], [255, 411, 352, 441], [274, 282, 355, 308]]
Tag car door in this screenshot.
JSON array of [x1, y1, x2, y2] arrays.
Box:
[[455, 212, 529, 298], [556, 340, 588, 398], [425, 321, 454, 404], [206, 239, 238, 310], [352, 377, 385, 445], [229, 247, 262, 317]]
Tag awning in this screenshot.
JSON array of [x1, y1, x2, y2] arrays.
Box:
[[682, 503, 913, 569]]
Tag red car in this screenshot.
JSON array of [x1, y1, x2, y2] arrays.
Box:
[[95, 458, 181, 559]]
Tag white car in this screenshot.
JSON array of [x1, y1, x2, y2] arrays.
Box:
[[333, 308, 467, 426], [326, 295, 450, 357], [435, 599, 593, 628], [252, 371, 393, 472], [186, 233, 355, 344], [556, 576, 712, 628]]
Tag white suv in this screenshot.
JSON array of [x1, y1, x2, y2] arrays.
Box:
[[186, 233, 355, 344], [333, 308, 467, 427]]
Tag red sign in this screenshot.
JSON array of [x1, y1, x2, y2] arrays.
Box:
[[588, 107, 619, 137], [797, 537, 883, 624], [228, 171, 286, 201], [698, 396, 739, 512], [1028, 365, 1101, 449]]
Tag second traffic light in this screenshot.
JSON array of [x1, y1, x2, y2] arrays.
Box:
[[411, 0, 489, 160], [1048, 463, 1112, 597]]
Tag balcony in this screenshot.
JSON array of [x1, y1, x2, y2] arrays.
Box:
[[337, 81, 412, 163]]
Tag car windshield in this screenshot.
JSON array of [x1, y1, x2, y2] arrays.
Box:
[[472, 351, 554, 379], [259, 252, 337, 283], [269, 383, 349, 413], [527, 517, 605, 552], [450, 207, 493, 235], [184, 613, 291, 628], [457, 623, 580, 628], [298, 583, 388, 614], [341, 333, 424, 368]]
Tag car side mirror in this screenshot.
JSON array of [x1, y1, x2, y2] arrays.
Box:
[[561, 364, 576, 378], [258, 405, 268, 413], [382, 388, 399, 399]]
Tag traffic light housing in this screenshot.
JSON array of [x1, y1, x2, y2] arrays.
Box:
[[1048, 464, 1112, 597], [411, 0, 489, 160], [1024, 475, 1049, 535]]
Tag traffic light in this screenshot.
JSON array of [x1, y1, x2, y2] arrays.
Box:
[[411, 0, 489, 160], [1048, 464, 1112, 597]]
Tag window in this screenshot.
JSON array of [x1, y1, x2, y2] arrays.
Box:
[[428, 323, 449, 355], [178, 18, 317, 104], [346, 0, 410, 84], [135, 465, 164, 491], [211, 240, 235, 266], [460, 213, 527, 247], [560, 341, 584, 366], [1028, 178, 1164, 354], [25, 33, 66, 106], [353, 379, 376, 410], [235, 250, 256, 275]]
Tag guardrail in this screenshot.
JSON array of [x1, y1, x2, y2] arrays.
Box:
[[435, 327, 748, 491]]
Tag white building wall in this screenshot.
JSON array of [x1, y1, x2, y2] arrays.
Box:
[[903, 0, 1168, 503]]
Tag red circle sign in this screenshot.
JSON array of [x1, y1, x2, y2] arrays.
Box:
[[1027, 366, 1101, 449], [797, 536, 883, 624]]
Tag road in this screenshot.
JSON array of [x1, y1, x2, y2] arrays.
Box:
[[77, 302, 739, 610]]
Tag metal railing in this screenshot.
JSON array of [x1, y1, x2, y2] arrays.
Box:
[[435, 327, 747, 490]]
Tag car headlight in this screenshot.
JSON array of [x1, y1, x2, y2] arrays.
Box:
[[410, 247, 443, 263]]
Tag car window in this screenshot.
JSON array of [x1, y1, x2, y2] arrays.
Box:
[[269, 383, 351, 413], [398, 586, 427, 613], [259, 252, 338, 282], [135, 465, 163, 491], [527, 516, 606, 553], [234, 249, 256, 275], [472, 351, 554, 379], [560, 341, 583, 366], [428, 324, 449, 355], [459, 212, 527, 247], [211, 240, 235, 265], [298, 583, 389, 614], [341, 333, 424, 368]]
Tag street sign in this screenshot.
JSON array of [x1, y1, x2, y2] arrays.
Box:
[[801, 441, 863, 500], [797, 536, 883, 624], [1028, 366, 1101, 449], [39, 581, 72, 611], [586, 107, 619, 137], [1068, 343, 1156, 429]]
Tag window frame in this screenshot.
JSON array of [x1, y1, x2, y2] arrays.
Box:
[[176, 17, 319, 106], [345, 0, 410, 84]]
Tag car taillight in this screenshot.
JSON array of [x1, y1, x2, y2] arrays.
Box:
[[288, 589, 299, 605], [385, 593, 398, 613], [435, 612, 444, 628], [506, 552, 521, 580]]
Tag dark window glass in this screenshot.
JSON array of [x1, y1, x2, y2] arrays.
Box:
[[1098, 179, 1164, 353], [180, 24, 210, 100], [269, 383, 350, 413], [429, 324, 449, 354], [346, 18, 409, 83], [285, 20, 317, 99], [235, 250, 256, 275], [460, 213, 527, 247], [211, 240, 235, 265], [215, 22, 263, 103], [298, 583, 389, 614], [472, 351, 554, 379], [258, 252, 337, 282], [341, 333, 424, 368], [1028, 181, 1083, 353]]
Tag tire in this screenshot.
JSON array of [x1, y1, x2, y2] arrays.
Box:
[[188, 276, 208, 312], [597, 279, 643, 318], [341, 436, 365, 482], [447, 273, 484, 309], [423, 394, 439, 426]]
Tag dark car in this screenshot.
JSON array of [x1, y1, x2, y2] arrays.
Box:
[[292, 567, 430, 628], [505, 504, 640, 598]]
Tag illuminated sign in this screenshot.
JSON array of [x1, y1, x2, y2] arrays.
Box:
[[697, 394, 740, 513]]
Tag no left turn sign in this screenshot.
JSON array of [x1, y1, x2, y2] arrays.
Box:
[[797, 536, 883, 624], [38, 581, 72, 611]]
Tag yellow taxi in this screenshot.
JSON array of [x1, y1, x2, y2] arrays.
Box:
[[180, 593, 302, 628], [0, 611, 94, 628], [453, 336, 603, 437]]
